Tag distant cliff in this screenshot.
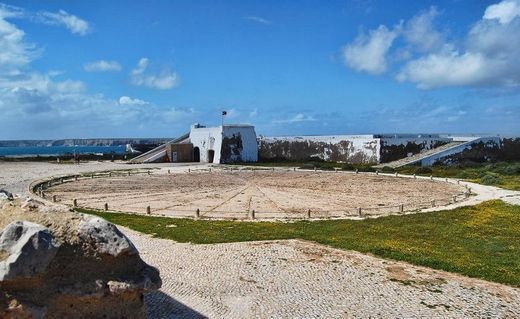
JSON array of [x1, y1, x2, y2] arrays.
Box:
[[0, 138, 173, 147]]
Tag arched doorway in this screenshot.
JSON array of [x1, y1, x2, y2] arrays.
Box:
[[207, 150, 215, 163], [193, 147, 200, 162]]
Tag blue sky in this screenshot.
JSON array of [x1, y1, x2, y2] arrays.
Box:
[[0, 0, 519, 139]]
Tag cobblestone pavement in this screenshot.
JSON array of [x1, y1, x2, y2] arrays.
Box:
[[121, 228, 520, 319]]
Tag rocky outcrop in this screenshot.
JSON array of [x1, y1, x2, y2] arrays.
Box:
[[0, 197, 161, 318]]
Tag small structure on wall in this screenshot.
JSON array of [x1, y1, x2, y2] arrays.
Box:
[[129, 123, 258, 164]]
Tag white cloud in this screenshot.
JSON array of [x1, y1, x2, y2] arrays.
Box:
[[342, 25, 400, 74], [130, 58, 180, 90], [403, 6, 444, 52], [484, 0, 520, 24], [398, 1, 520, 89], [119, 96, 148, 106], [273, 113, 316, 124], [84, 60, 121, 72], [244, 16, 272, 25], [38, 9, 90, 36], [0, 5, 36, 75], [341, 1, 520, 89], [0, 10, 197, 139]]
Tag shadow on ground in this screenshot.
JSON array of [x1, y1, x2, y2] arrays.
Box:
[[146, 290, 207, 319]]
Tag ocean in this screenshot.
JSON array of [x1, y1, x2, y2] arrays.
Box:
[[0, 145, 126, 157]]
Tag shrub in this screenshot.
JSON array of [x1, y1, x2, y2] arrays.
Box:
[[381, 166, 395, 173], [415, 167, 432, 175], [341, 163, 355, 171], [480, 173, 503, 185], [495, 163, 520, 176]]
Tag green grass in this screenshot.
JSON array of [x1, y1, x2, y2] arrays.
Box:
[[76, 200, 520, 287], [394, 162, 520, 191]]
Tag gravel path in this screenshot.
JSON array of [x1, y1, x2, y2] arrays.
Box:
[[122, 228, 520, 318]]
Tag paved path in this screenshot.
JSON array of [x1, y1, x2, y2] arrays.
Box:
[[122, 228, 520, 319]]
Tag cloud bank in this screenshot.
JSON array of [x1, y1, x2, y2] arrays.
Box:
[[342, 0, 520, 89]]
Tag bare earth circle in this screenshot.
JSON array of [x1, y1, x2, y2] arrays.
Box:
[[45, 170, 465, 219]]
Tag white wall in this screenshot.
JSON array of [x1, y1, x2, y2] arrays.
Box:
[[222, 126, 258, 162], [189, 125, 258, 163], [189, 126, 223, 163], [258, 135, 380, 163]]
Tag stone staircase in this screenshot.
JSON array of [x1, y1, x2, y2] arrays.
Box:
[[129, 132, 190, 164], [375, 141, 465, 168]]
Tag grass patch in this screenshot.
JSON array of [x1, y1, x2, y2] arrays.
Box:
[[395, 162, 520, 190], [76, 200, 520, 287]]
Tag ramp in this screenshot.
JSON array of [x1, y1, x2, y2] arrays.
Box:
[[128, 132, 190, 164], [375, 141, 465, 168]]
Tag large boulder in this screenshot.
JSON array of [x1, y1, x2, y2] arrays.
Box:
[[0, 198, 161, 318], [0, 221, 59, 281]]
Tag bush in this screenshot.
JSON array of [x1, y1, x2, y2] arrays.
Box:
[[495, 163, 520, 176], [341, 163, 355, 171], [380, 166, 395, 173], [414, 167, 432, 175], [480, 173, 503, 185]]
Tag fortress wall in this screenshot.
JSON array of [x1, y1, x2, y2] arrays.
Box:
[[258, 135, 380, 164]]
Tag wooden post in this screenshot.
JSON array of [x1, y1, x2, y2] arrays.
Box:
[[431, 199, 436, 207], [307, 209, 311, 219], [399, 204, 404, 213], [73, 199, 77, 207], [91, 174, 94, 179], [358, 207, 362, 216], [168, 169, 170, 174], [104, 203, 108, 211], [52, 195, 57, 203], [196, 208, 200, 218], [146, 206, 151, 214], [188, 168, 191, 173], [250, 210, 255, 220]]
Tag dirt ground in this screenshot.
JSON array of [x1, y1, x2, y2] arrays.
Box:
[[45, 170, 465, 219]]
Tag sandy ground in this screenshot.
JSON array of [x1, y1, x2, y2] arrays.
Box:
[[43, 169, 466, 219]]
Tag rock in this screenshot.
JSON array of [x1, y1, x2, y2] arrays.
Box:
[[0, 200, 161, 318], [21, 198, 44, 211], [0, 190, 13, 201], [78, 216, 138, 256], [0, 221, 59, 280]]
